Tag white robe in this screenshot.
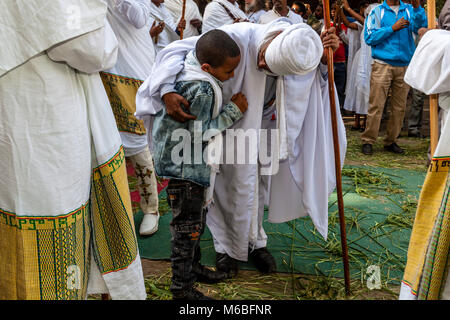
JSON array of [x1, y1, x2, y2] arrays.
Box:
[[106, 0, 157, 156], [202, 0, 248, 33], [136, 19, 346, 261], [343, 22, 362, 100], [149, 2, 180, 53], [344, 24, 372, 115], [165, 0, 203, 38], [0, 0, 145, 300]]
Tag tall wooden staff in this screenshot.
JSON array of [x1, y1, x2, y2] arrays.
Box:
[[322, 0, 351, 296], [179, 0, 187, 40], [427, 0, 438, 156]]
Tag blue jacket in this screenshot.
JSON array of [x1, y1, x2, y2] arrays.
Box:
[[364, 1, 427, 66]]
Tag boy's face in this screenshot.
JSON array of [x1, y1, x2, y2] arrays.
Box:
[[201, 55, 241, 82]]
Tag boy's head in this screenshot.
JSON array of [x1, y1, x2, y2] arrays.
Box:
[[196, 30, 241, 82]]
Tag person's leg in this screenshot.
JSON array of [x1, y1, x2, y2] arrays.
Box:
[[384, 66, 410, 148], [248, 174, 276, 273], [167, 179, 210, 299], [352, 114, 361, 130], [408, 88, 425, 137], [129, 147, 160, 235], [192, 208, 229, 283], [361, 62, 393, 150], [334, 62, 347, 109]]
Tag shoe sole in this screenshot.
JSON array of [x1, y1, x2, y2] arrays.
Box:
[[139, 224, 159, 236]]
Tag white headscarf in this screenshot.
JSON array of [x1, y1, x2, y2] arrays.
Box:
[[264, 23, 323, 76]]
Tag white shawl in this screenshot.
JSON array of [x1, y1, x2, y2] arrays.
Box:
[[165, 0, 203, 38], [0, 0, 106, 76], [404, 29, 450, 95]]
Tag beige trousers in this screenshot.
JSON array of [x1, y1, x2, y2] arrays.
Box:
[[128, 147, 159, 215], [361, 62, 410, 145]]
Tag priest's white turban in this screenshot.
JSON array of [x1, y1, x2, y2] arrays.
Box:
[[265, 23, 323, 76]]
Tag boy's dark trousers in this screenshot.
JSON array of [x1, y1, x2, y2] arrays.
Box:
[[166, 179, 207, 296]]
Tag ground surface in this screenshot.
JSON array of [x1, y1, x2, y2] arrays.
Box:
[[137, 113, 430, 301]]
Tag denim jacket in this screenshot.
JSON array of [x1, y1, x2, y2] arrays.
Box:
[[364, 1, 427, 66], [152, 80, 243, 187]]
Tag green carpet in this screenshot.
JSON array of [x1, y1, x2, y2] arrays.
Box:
[[134, 165, 426, 285]]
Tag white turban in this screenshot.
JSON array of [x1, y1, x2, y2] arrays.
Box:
[[265, 23, 323, 76]]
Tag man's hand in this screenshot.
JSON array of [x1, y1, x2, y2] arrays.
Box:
[[231, 92, 248, 113], [177, 18, 186, 32], [190, 19, 202, 29], [392, 17, 409, 31], [162, 92, 196, 122], [233, 18, 249, 23], [320, 27, 340, 64], [418, 27, 429, 38], [150, 21, 164, 38]]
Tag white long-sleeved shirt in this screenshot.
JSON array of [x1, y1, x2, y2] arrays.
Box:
[[113, 0, 151, 28]]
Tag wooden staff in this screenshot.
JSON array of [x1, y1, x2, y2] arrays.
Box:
[[427, 0, 438, 156], [179, 0, 187, 40], [322, 0, 351, 296]]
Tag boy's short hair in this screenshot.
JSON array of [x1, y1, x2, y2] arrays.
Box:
[[195, 30, 241, 68]]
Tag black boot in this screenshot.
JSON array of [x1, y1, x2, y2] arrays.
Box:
[[192, 263, 229, 283], [172, 288, 215, 300], [192, 244, 229, 283], [216, 252, 238, 277], [249, 247, 277, 274]]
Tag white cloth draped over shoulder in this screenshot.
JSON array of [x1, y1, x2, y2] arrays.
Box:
[[106, 0, 156, 80], [404, 29, 450, 95], [149, 1, 180, 52], [202, 0, 248, 33], [105, 0, 156, 156], [0, 0, 145, 300], [136, 19, 346, 260], [165, 0, 203, 38]]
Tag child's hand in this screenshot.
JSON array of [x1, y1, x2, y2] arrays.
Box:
[[231, 93, 248, 113]]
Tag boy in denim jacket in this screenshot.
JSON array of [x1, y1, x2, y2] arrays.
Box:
[[152, 29, 248, 300]]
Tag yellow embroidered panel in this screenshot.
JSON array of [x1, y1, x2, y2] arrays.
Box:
[[0, 202, 90, 300], [403, 157, 450, 298], [90, 146, 138, 274], [100, 72, 146, 135]]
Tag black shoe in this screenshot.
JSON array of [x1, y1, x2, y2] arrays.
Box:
[[172, 288, 215, 300], [361, 144, 373, 155], [384, 142, 405, 154], [408, 131, 422, 138], [216, 253, 238, 277], [192, 264, 229, 284], [249, 247, 277, 274]]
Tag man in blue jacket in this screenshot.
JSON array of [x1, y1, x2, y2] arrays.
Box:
[[361, 0, 427, 155]]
